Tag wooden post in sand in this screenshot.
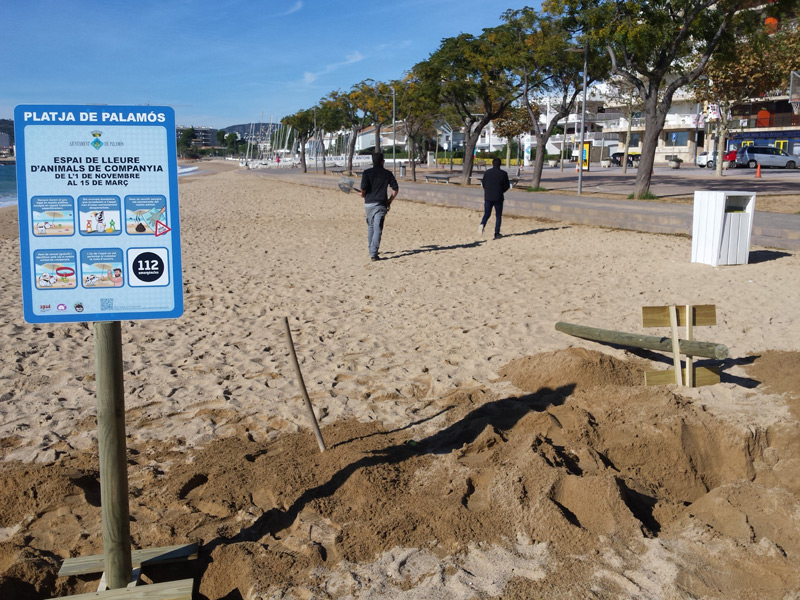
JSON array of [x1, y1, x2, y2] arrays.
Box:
[[283, 318, 326, 452], [94, 321, 133, 589]]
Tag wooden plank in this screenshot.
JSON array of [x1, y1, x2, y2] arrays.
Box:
[[668, 306, 683, 386], [47, 578, 192, 600], [685, 305, 694, 388], [59, 544, 199, 577], [644, 367, 720, 387], [642, 305, 716, 328], [555, 321, 728, 360]]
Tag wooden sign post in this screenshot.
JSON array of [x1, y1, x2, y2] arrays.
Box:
[[94, 321, 133, 589], [555, 304, 725, 389], [14, 105, 196, 598], [641, 304, 721, 387]]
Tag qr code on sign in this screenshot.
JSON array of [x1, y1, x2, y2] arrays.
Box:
[[100, 298, 114, 311]]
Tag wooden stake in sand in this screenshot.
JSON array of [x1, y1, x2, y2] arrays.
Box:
[[283, 317, 326, 452], [93, 321, 133, 590]]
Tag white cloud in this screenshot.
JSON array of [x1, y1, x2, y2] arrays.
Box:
[[375, 40, 412, 52], [300, 51, 365, 86], [279, 2, 303, 16], [344, 51, 364, 64]]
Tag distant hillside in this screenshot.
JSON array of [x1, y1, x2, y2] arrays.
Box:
[[219, 122, 278, 138]]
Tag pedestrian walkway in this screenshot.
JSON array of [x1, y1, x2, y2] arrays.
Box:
[[244, 164, 800, 251]]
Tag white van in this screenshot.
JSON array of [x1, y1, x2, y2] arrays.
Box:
[[735, 146, 797, 169]]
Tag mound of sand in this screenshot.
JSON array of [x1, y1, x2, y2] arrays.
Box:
[[1, 349, 798, 599]]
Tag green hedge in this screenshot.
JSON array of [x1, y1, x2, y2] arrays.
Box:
[[437, 157, 525, 166]]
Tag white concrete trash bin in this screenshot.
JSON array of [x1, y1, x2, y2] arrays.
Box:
[[691, 191, 756, 266]]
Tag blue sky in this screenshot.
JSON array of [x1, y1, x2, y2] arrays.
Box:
[[2, 1, 534, 129]]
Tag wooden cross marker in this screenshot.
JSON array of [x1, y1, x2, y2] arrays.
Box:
[[642, 304, 721, 387]]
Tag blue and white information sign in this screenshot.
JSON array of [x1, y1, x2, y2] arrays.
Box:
[[14, 105, 183, 323]]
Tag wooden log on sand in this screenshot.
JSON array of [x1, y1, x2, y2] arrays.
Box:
[[555, 321, 728, 360]]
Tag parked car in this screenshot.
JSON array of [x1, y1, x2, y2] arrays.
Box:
[[735, 146, 797, 169], [698, 149, 738, 169], [609, 151, 640, 167]]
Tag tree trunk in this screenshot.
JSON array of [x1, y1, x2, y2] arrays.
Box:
[[461, 131, 480, 186], [633, 96, 668, 198], [622, 112, 633, 174], [527, 114, 564, 189], [409, 138, 417, 182], [529, 133, 547, 189], [460, 115, 494, 186], [715, 113, 728, 177], [374, 124, 382, 153], [300, 141, 307, 173], [346, 129, 358, 175]]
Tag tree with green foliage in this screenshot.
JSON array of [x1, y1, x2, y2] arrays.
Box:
[[395, 75, 439, 181], [505, 6, 609, 188], [350, 79, 395, 153], [315, 96, 347, 175], [326, 88, 371, 175], [282, 108, 316, 173], [414, 25, 522, 185], [225, 132, 240, 155], [215, 129, 227, 157], [492, 105, 532, 169], [561, 0, 794, 197], [177, 127, 195, 157]]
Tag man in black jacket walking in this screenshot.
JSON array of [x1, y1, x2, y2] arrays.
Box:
[[360, 152, 399, 261], [478, 158, 510, 239]]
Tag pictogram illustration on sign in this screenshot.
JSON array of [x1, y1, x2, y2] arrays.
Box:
[[154, 220, 171, 237]]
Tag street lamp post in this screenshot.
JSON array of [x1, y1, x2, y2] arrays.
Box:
[[392, 86, 396, 177], [376, 86, 397, 176], [577, 44, 588, 195], [568, 43, 589, 195]]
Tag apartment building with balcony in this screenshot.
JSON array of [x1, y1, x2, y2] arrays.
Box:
[[721, 96, 800, 157], [598, 89, 706, 165]]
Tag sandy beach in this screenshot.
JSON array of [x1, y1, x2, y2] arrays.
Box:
[[1, 160, 799, 599]]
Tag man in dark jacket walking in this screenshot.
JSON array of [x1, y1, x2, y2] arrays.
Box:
[[478, 158, 510, 239], [360, 152, 399, 261]]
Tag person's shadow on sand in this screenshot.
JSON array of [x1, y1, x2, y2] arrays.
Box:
[[200, 383, 575, 554], [382, 226, 567, 260], [500, 226, 567, 238], [384, 240, 485, 259]]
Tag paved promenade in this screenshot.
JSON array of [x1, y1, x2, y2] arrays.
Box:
[[244, 162, 800, 251]]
